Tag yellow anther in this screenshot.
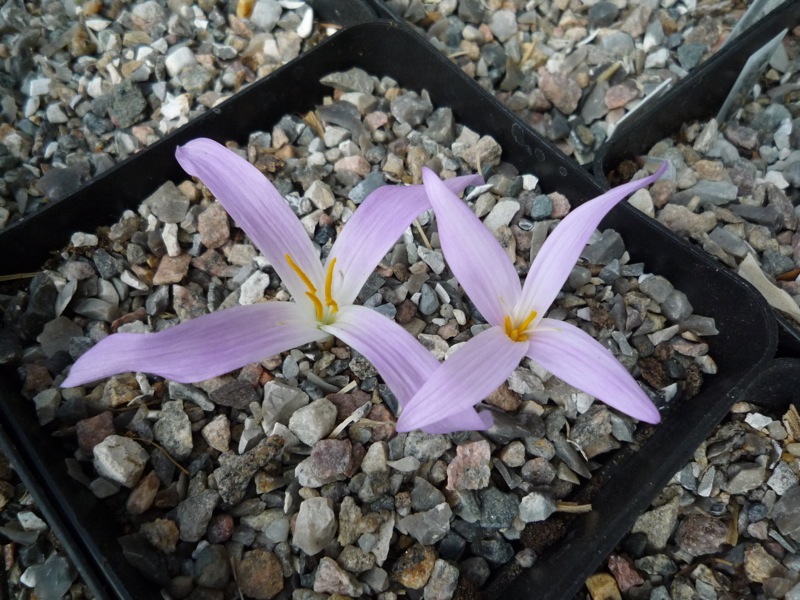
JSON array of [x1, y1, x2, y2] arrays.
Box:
[[306, 292, 324, 320], [518, 310, 537, 331], [504, 310, 537, 343], [325, 258, 338, 311], [285, 254, 317, 294]]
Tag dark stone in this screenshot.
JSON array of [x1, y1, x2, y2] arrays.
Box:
[[588, 2, 619, 28], [209, 380, 260, 409], [118, 534, 170, 585]]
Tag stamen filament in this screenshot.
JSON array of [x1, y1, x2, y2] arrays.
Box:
[[325, 258, 339, 311], [504, 310, 538, 343], [285, 254, 317, 294], [306, 292, 324, 320]]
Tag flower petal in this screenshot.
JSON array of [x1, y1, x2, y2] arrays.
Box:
[[322, 305, 491, 433], [423, 168, 521, 327], [330, 174, 483, 305], [420, 410, 494, 434], [63, 302, 324, 386], [396, 326, 527, 432], [176, 138, 324, 301], [321, 304, 438, 404], [526, 318, 661, 424], [518, 161, 668, 318]]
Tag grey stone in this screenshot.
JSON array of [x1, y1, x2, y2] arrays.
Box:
[[724, 462, 765, 494], [404, 431, 452, 462], [37, 316, 83, 357], [418, 284, 439, 316], [397, 502, 452, 545], [639, 275, 674, 304], [519, 491, 557, 522], [662, 290, 693, 322], [262, 380, 309, 430], [411, 477, 446, 512], [348, 171, 385, 204], [288, 398, 337, 445], [674, 180, 739, 206], [588, 2, 619, 28], [423, 559, 460, 600], [708, 227, 749, 257], [93, 435, 148, 488], [71, 298, 120, 322], [294, 497, 337, 555], [581, 230, 625, 264], [478, 487, 519, 529], [194, 544, 230, 589], [146, 181, 190, 223], [677, 43, 708, 69], [176, 489, 220, 542], [390, 91, 433, 126], [320, 68, 374, 94]]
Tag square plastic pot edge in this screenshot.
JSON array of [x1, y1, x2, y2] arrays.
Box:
[[592, 0, 800, 357], [0, 19, 778, 600]]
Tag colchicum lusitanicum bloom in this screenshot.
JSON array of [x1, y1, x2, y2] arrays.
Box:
[[63, 138, 490, 432], [395, 163, 668, 432]]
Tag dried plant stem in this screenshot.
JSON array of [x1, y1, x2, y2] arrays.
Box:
[[556, 501, 593, 514], [0, 272, 38, 282], [413, 218, 433, 251], [130, 436, 189, 475]]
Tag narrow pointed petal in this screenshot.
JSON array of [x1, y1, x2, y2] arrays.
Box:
[[518, 162, 668, 317], [321, 304, 439, 404], [176, 138, 324, 300], [420, 410, 494, 434], [526, 318, 661, 424], [63, 302, 325, 386], [423, 168, 521, 327], [396, 326, 527, 432], [330, 174, 483, 305], [322, 305, 490, 433]]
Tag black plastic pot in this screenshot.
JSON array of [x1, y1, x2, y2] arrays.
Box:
[[0, 18, 777, 600], [744, 358, 800, 414], [593, 0, 800, 358]]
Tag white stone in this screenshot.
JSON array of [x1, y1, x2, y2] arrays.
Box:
[[160, 93, 191, 119], [644, 47, 670, 69], [628, 188, 654, 217], [250, 0, 282, 30], [296, 5, 313, 38], [519, 492, 557, 522], [744, 412, 773, 430], [28, 78, 51, 96], [165, 46, 197, 78], [45, 103, 68, 124], [162, 223, 181, 257], [93, 435, 149, 488], [70, 232, 99, 248], [120, 270, 149, 291], [17, 511, 48, 532], [239, 271, 271, 305]]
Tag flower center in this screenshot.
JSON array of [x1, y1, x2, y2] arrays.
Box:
[[285, 254, 339, 321], [504, 310, 537, 342]]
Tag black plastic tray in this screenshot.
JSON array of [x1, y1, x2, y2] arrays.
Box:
[[593, 0, 800, 357], [0, 19, 777, 600], [745, 358, 800, 414]]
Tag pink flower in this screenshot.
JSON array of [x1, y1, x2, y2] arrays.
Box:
[[396, 163, 668, 432], [63, 138, 490, 432]]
